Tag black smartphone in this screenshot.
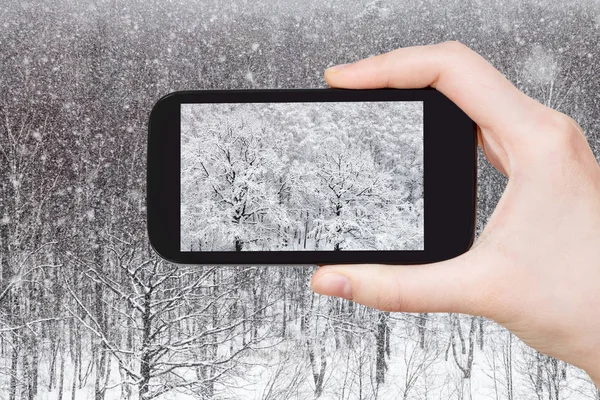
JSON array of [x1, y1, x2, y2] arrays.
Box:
[[147, 89, 477, 265]]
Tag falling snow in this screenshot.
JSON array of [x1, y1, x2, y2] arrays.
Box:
[[1, 0, 599, 399]]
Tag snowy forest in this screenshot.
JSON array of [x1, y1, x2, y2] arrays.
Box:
[[181, 102, 424, 252], [1, 0, 600, 399]]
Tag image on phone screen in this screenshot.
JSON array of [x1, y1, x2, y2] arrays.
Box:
[[180, 101, 424, 252]]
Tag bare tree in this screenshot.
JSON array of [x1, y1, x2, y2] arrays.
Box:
[[447, 314, 477, 400], [64, 250, 265, 399]]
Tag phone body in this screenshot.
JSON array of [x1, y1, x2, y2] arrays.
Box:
[[147, 89, 477, 265]]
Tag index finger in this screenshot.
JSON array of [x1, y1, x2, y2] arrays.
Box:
[[325, 41, 544, 146]]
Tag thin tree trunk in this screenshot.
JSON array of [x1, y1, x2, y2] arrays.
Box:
[[22, 350, 34, 400], [139, 290, 152, 400], [418, 313, 427, 349], [504, 332, 513, 400], [57, 350, 65, 400], [94, 245, 108, 400], [9, 344, 18, 400], [303, 211, 309, 249], [282, 281, 287, 337], [535, 352, 543, 398], [31, 338, 39, 397], [48, 338, 59, 391], [94, 346, 107, 400], [375, 312, 389, 384], [74, 321, 82, 389], [119, 367, 131, 400], [462, 377, 472, 400], [478, 317, 485, 350], [71, 346, 78, 400]]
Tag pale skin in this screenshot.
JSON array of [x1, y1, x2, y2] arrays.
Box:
[[311, 41, 600, 387]]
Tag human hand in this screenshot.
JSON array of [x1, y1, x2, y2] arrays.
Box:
[[311, 42, 600, 386]]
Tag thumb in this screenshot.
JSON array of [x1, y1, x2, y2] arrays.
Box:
[[311, 248, 493, 316]]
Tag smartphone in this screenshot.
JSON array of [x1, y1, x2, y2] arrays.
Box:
[[147, 89, 477, 265]]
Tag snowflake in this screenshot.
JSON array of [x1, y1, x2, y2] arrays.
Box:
[[86, 210, 95, 221]]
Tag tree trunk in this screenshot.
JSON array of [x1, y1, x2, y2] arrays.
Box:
[[478, 317, 485, 350], [307, 336, 327, 398], [48, 338, 59, 391], [504, 332, 513, 400], [71, 346, 78, 400], [462, 377, 472, 400], [57, 351, 65, 400], [139, 290, 152, 400], [303, 211, 309, 249], [23, 349, 35, 400], [451, 315, 476, 398], [94, 245, 108, 400], [94, 344, 107, 400], [9, 344, 18, 400], [119, 367, 131, 400], [75, 322, 82, 389], [282, 281, 287, 337], [31, 338, 39, 397], [121, 310, 134, 400], [535, 352, 543, 397], [418, 313, 427, 349], [375, 311, 389, 384]]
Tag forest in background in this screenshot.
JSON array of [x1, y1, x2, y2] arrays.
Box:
[[181, 102, 424, 252], [1, 0, 600, 399]]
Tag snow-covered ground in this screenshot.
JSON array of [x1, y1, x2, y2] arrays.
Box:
[[22, 315, 598, 399]]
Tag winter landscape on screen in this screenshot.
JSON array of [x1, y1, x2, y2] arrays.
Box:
[[180, 102, 424, 251]]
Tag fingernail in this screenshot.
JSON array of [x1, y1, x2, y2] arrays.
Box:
[[326, 63, 352, 73], [313, 273, 353, 299]]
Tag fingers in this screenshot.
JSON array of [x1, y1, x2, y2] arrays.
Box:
[[324, 42, 544, 146], [311, 249, 494, 316]]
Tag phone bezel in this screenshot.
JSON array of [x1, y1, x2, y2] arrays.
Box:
[[147, 88, 477, 265]]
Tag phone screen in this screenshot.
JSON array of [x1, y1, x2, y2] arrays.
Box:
[[180, 101, 424, 252]]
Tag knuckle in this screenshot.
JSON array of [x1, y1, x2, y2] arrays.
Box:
[[544, 111, 580, 136], [377, 51, 393, 69], [432, 41, 474, 75], [367, 51, 396, 88], [373, 289, 399, 312], [437, 40, 470, 54], [534, 110, 585, 159], [368, 272, 406, 312]]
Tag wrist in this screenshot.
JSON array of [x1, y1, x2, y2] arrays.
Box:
[[574, 341, 600, 389], [588, 369, 600, 390]]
